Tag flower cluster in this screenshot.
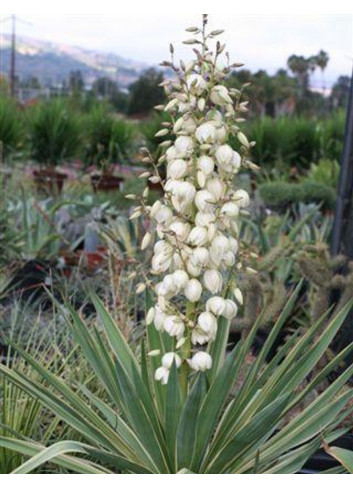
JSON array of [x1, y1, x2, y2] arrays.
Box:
[[131, 16, 256, 385]]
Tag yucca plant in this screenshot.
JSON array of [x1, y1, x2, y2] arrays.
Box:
[[0, 286, 353, 473], [1, 16, 353, 475], [28, 100, 81, 168], [83, 108, 135, 168], [0, 97, 23, 161]]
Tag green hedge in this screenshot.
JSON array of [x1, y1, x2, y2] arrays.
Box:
[[259, 181, 336, 210], [242, 112, 345, 171]]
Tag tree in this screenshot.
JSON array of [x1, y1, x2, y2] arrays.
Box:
[[287, 55, 311, 96], [127, 68, 166, 116], [330, 75, 351, 109], [69, 70, 84, 94], [92, 77, 118, 98], [315, 50, 330, 91]]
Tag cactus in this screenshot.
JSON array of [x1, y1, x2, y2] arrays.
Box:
[[296, 244, 353, 326]]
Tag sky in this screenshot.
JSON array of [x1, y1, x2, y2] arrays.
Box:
[[1, 13, 352, 86]]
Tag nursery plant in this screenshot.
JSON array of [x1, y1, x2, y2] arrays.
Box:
[[28, 100, 81, 171], [1, 16, 353, 475], [83, 107, 135, 168], [0, 97, 23, 161]]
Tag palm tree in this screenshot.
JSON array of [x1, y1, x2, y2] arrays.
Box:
[[287, 55, 310, 96], [315, 50, 330, 92]]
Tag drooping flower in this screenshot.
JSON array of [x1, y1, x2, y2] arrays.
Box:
[[188, 352, 213, 372]]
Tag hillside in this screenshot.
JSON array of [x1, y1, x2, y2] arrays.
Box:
[[0, 34, 149, 88]]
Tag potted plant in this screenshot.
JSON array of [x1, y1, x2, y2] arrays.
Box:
[[83, 106, 134, 193], [0, 97, 24, 183], [28, 100, 81, 193]]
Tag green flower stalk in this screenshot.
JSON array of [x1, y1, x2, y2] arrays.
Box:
[[132, 15, 256, 386]]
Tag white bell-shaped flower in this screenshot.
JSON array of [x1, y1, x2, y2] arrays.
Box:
[[162, 352, 182, 369], [188, 352, 212, 372], [195, 190, 215, 212], [195, 122, 216, 144], [175, 136, 194, 157], [184, 279, 202, 302], [155, 366, 170, 385], [167, 159, 188, 179], [164, 316, 185, 339], [187, 74, 207, 95], [206, 296, 226, 316], [188, 226, 208, 246], [197, 155, 215, 176], [203, 269, 223, 294]]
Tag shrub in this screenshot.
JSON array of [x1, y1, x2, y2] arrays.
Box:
[[28, 100, 82, 167], [245, 113, 344, 172], [82, 108, 135, 168], [259, 181, 335, 210], [0, 97, 23, 161], [301, 181, 336, 209], [306, 159, 340, 188]]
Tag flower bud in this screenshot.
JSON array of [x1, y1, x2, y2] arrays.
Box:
[[155, 128, 169, 137], [233, 287, 244, 305], [146, 307, 155, 325], [237, 131, 250, 148], [198, 98, 206, 111], [197, 170, 207, 188], [184, 279, 202, 302], [136, 283, 146, 294], [232, 151, 241, 171], [188, 352, 212, 372], [173, 117, 184, 133], [141, 232, 152, 251]]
